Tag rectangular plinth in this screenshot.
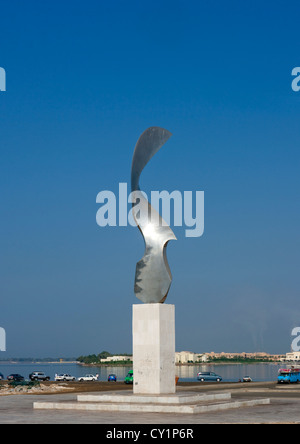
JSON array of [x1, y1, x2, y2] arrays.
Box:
[[34, 397, 271, 414], [77, 391, 231, 404], [133, 304, 175, 395]]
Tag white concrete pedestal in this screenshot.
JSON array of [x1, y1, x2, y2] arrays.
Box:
[[133, 304, 175, 395]]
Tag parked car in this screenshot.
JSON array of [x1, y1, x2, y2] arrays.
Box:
[[29, 372, 50, 382], [55, 374, 76, 382], [0, 373, 4, 380], [78, 374, 99, 382], [243, 376, 253, 383], [124, 370, 133, 384], [197, 372, 222, 382], [108, 374, 117, 382], [7, 374, 25, 382]]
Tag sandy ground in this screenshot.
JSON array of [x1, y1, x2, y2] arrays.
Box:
[[0, 380, 298, 396], [0, 380, 132, 396], [0, 380, 277, 396]]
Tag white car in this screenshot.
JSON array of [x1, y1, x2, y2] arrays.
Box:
[[55, 374, 76, 382], [78, 374, 99, 382], [243, 376, 253, 383]]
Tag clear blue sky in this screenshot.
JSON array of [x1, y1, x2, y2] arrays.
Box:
[[0, 0, 299, 357]]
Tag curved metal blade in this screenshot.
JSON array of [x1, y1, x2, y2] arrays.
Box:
[[131, 127, 177, 304]]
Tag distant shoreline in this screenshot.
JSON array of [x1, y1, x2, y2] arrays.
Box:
[[0, 360, 284, 366], [78, 361, 282, 367], [0, 361, 78, 365], [79, 362, 133, 367]]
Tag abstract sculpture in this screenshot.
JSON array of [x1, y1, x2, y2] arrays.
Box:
[[131, 127, 177, 304]]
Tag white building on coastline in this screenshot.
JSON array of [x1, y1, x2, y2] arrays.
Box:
[[100, 355, 132, 363], [175, 351, 206, 364], [283, 352, 300, 362]]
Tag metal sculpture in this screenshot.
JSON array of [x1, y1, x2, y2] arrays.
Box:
[[131, 127, 177, 304]]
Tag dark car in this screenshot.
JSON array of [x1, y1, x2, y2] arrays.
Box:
[[0, 373, 4, 380], [7, 374, 25, 382], [108, 374, 117, 382]]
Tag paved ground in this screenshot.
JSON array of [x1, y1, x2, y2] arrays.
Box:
[[1, 382, 300, 424]]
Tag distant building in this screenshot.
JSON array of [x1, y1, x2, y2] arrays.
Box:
[[175, 351, 204, 364], [100, 355, 132, 363], [284, 352, 300, 362], [204, 351, 283, 361]]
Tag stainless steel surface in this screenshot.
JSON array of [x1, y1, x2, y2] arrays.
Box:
[[131, 127, 177, 304]]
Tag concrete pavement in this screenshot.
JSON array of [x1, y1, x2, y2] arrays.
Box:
[[1, 383, 300, 424]]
